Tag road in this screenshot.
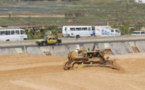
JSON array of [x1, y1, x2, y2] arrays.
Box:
[[0, 35, 145, 48]]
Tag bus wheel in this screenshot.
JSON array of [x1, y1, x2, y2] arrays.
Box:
[[24, 38, 27, 40], [6, 39, 10, 41], [76, 35, 80, 38]]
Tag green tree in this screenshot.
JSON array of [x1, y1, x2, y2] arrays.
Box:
[[118, 22, 130, 35], [51, 30, 58, 38]]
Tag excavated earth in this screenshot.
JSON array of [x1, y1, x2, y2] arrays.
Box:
[[0, 53, 145, 90]]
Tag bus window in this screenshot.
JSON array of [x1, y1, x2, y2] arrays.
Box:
[[88, 27, 91, 31], [1, 31, 6, 35], [141, 32, 145, 34], [6, 31, 10, 35], [82, 28, 87, 31], [11, 30, 15, 35], [16, 30, 19, 35], [76, 28, 81, 31], [21, 30, 25, 34], [70, 28, 75, 31], [0, 31, 2, 35], [92, 26, 95, 30], [132, 32, 140, 34], [111, 30, 114, 32], [115, 30, 119, 33]]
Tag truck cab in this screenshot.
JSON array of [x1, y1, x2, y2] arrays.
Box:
[[36, 36, 61, 46]]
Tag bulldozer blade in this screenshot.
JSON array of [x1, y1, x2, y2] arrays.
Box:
[[84, 64, 117, 69], [64, 61, 71, 70]]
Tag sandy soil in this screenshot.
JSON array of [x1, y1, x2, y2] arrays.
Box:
[[0, 53, 145, 90]]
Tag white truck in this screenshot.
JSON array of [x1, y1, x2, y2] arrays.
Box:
[[62, 26, 121, 38]]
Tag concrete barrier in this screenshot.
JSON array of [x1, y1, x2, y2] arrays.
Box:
[[97, 43, 105, 51], [1, 35, 145, 47], [15, 48, 23, 54], [129, 42, 140, 53], [40, 46, 52, 56], [110, 42, 133, 55], [0, 48, 17, 55], [136, 41, 145, 52], [0, 40, 145, 56], [124, 42, 134, 53], [49, 46, 69, 56], [67, 44, 80, 52], [83, 43, 94, 51], [27, 47, 44, 56]]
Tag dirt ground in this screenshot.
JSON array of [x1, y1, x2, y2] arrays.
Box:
[[0, 53, 145, 90]]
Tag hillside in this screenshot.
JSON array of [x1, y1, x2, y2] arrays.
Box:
[[0, 0, 145, 32]]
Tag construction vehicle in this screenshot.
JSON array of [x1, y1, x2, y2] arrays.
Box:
[[36, 36, 61, 46], [64, 48, 118, 70]]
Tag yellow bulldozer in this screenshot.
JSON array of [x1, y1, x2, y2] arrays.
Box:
[[64, 47, 118, 70]]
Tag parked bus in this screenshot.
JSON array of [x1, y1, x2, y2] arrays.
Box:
[[62, 26, 93, 38], [131, 31, 145, 35], [0, 27, 28, 41], [62, 26, 121, 37]]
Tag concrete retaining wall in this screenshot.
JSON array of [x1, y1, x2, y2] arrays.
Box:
[[0, 48, 17, 55], [0, 41, 145, 56], [67, 44, 80, 52], [136, 41, 145, 52], [97, 43, 105, 51], [83, 43, 94, 51], [15, 48, 23, 54], [27, 47, 44, 56], [110, 42, 133, 55], [49, 46, 69, 56]]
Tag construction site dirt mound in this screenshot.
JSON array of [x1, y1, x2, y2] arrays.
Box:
[[0, 53, 145, 90], [109, 53, 145, 73]]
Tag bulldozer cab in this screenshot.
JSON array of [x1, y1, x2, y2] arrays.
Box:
[[87, 50, 104, 58]]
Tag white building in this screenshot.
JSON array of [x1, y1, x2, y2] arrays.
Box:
[[135, 0, 145, 3]]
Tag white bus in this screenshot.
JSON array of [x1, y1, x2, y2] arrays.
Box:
[[131, 31, 145, 35], [0, 27, 28, 41], [62, 26, 121, 37], [62, 26, 93, 37]]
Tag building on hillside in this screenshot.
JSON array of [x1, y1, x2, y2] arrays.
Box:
[[135, 0, 145, 3]]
